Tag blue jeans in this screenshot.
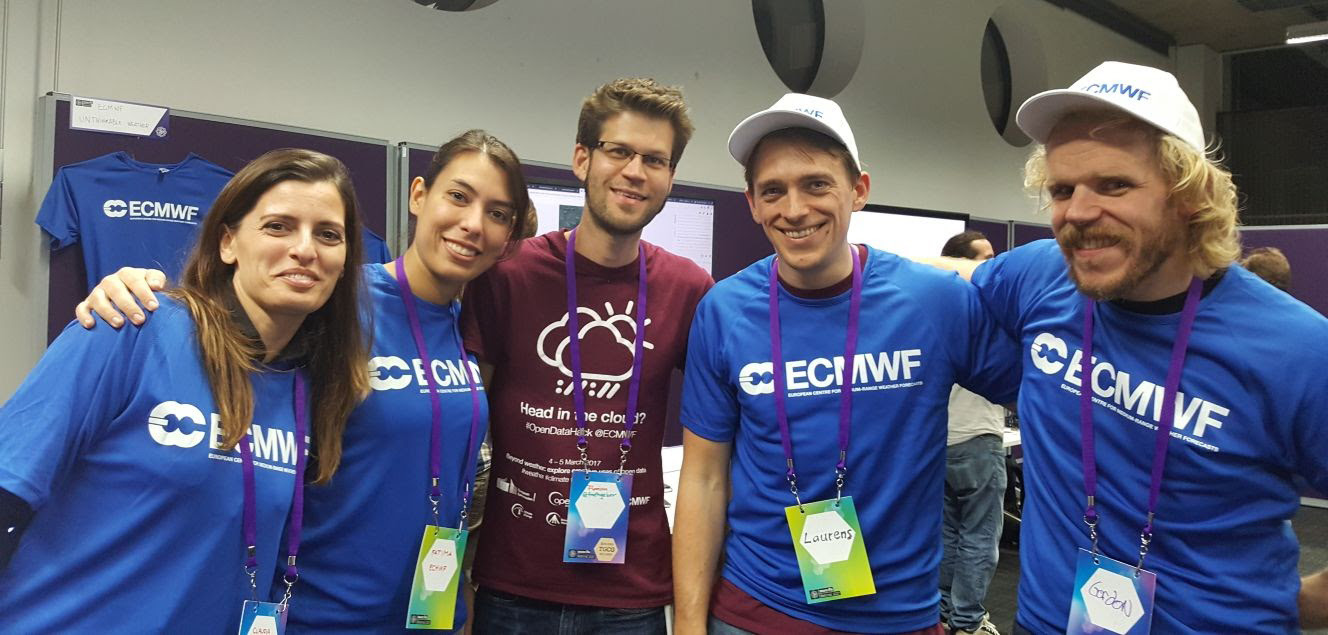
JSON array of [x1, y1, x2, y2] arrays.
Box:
[[472, 588, 666, 634], [939, 434, 1007, 631]]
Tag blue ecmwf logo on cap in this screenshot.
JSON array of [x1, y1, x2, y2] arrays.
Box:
[[795, 107, 824, 119], [1082, 82, 1151, 101]]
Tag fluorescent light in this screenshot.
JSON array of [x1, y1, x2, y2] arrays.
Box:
[[1286, 20, 1328, 45]]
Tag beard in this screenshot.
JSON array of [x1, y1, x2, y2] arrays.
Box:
[[1056, 222, 1181, 300], [582, 188, 666, 237]]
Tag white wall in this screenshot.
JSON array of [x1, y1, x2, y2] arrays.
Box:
[[0, 0, 1169, 397]]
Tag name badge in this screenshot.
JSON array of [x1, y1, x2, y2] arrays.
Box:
[[406, 525, 470, 630], [238, 600, 286, 635], [784, 496, 875, 603], [563, 470, 632, 564], [1067, 548, 1157, 634]]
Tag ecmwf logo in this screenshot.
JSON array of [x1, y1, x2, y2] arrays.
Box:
[[146, 400, 302, 466], [102, 199, 201, 222], [1081, 83, 1151, 101], [737, 349, 923, 397], [368, 355, 482, 391], [1029, 333, 1229, 438], [147, 400, 207, 447]]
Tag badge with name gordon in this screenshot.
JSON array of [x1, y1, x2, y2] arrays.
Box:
[[238, 600, 287, 635], [784, 496, 875, 603], [406, 526, 470, 630], [563, 470, 632, 564], [1067, 548, 1156, 635]]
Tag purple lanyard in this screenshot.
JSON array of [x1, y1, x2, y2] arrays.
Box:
[[564, 229, 648, 473], [768, 246, 863, 510], [239, 372, 307, 601], [392, 257, 483, 529], [1080, 277, 1201, 570]]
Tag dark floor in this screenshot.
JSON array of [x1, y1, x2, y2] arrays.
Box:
[[983, 504, 1328, 634]]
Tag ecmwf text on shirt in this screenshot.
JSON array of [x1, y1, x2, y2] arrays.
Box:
[[1029, 332, 1229, 449], [367, 355, 482, 393], [102, 199, 200, 223], [738, 349, 924, 398], [146, 400, 303, 473]]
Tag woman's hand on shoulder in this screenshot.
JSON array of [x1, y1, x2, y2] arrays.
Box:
[[75, 267, 168, 329]]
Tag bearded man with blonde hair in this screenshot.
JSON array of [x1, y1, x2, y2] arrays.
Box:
[[944, 61, 1328, 633]]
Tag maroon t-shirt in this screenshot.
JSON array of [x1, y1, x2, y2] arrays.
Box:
[[463, 230, 713, 608]]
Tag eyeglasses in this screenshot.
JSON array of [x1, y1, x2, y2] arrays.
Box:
[[592, 141, 676, 171]]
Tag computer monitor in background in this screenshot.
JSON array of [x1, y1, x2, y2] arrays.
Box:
[[847, 204, 967, 260], [526, 180, 715, 274]]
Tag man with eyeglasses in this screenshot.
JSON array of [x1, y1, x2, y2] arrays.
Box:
[[461, 77, 713, 633]]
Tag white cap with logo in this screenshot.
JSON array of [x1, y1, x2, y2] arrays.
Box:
[[728, 93, 860, 169], [1015, 61, 1205, 152]]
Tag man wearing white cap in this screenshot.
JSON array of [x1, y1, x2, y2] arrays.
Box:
[[672, 94, 1020, 634], [950, 61, 1328, 632]]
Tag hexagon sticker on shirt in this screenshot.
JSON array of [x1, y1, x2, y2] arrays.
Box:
[[1067, 548, 1157, 634], [784, 497, 876, 603], [406, 526, 470, 630], [563, 471, 633, 564]]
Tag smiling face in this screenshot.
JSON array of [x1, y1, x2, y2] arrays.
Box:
[[746, 135, 870, 289], [1045, 117, 1192, 301], [220, 179, 348, 335], [408, 151, 517, 299], [572, 111, 676, 237]]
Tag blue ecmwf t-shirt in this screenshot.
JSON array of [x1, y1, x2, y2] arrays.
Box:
[[363, 227, 394, 264], [36, 152, 234, 289], [0, 298, 301, 632], [681, 248, 1020, 633], [973, 239, 1328, 633], [287, 263, 487, 633]]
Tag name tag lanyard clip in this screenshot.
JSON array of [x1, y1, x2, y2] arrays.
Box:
[[564, 228, 648, 478], [1079, 277, 1201, 574], [392, 257, 484, 531], [768, 246, 862, 511], [239, 371, 309, 611]]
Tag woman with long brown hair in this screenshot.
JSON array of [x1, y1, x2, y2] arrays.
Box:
[[0, 148, 368, 632], [64, 130, 534, 631]]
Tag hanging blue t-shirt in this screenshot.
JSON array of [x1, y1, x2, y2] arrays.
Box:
[[36, 152, 234, 289], [972, 239, 1328, 633], [0, 298, 300, 632], [287, 263, 486, 633], [363, 227, 394, 264], [681, 248, 1020, 633]]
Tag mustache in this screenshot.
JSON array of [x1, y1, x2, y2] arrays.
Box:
[[1056, 225, 1127, 250]]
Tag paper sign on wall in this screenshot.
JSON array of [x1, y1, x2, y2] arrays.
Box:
[[70, 96, 169, 138]]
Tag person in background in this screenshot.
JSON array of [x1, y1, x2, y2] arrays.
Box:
[[1240, 245, 1291, 292], [937, 230, 1005, 635], [73, 130, 533, 632], [0, 148, 367, 631]]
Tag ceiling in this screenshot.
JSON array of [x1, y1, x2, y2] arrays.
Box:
[[1095, 0, 1328, 52]]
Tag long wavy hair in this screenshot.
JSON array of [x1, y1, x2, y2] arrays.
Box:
[[1023, 112, 1241, 272], [171, 148, 369, 484]]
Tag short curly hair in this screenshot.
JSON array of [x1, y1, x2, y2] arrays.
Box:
[[576, 77, 694, 167], [1023, 111, 1241, 272]]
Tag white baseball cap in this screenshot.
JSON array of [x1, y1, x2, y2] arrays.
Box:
[[728, 93, 860, 169], [1016, 61, 1205, 152]]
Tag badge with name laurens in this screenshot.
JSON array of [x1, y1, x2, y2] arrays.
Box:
[[785, 496, 874, 603], [1067, 548, 1156, 635], [238, 600, 286, 635], [406, 526, 469, 629], [563, 470, 631, 564]]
